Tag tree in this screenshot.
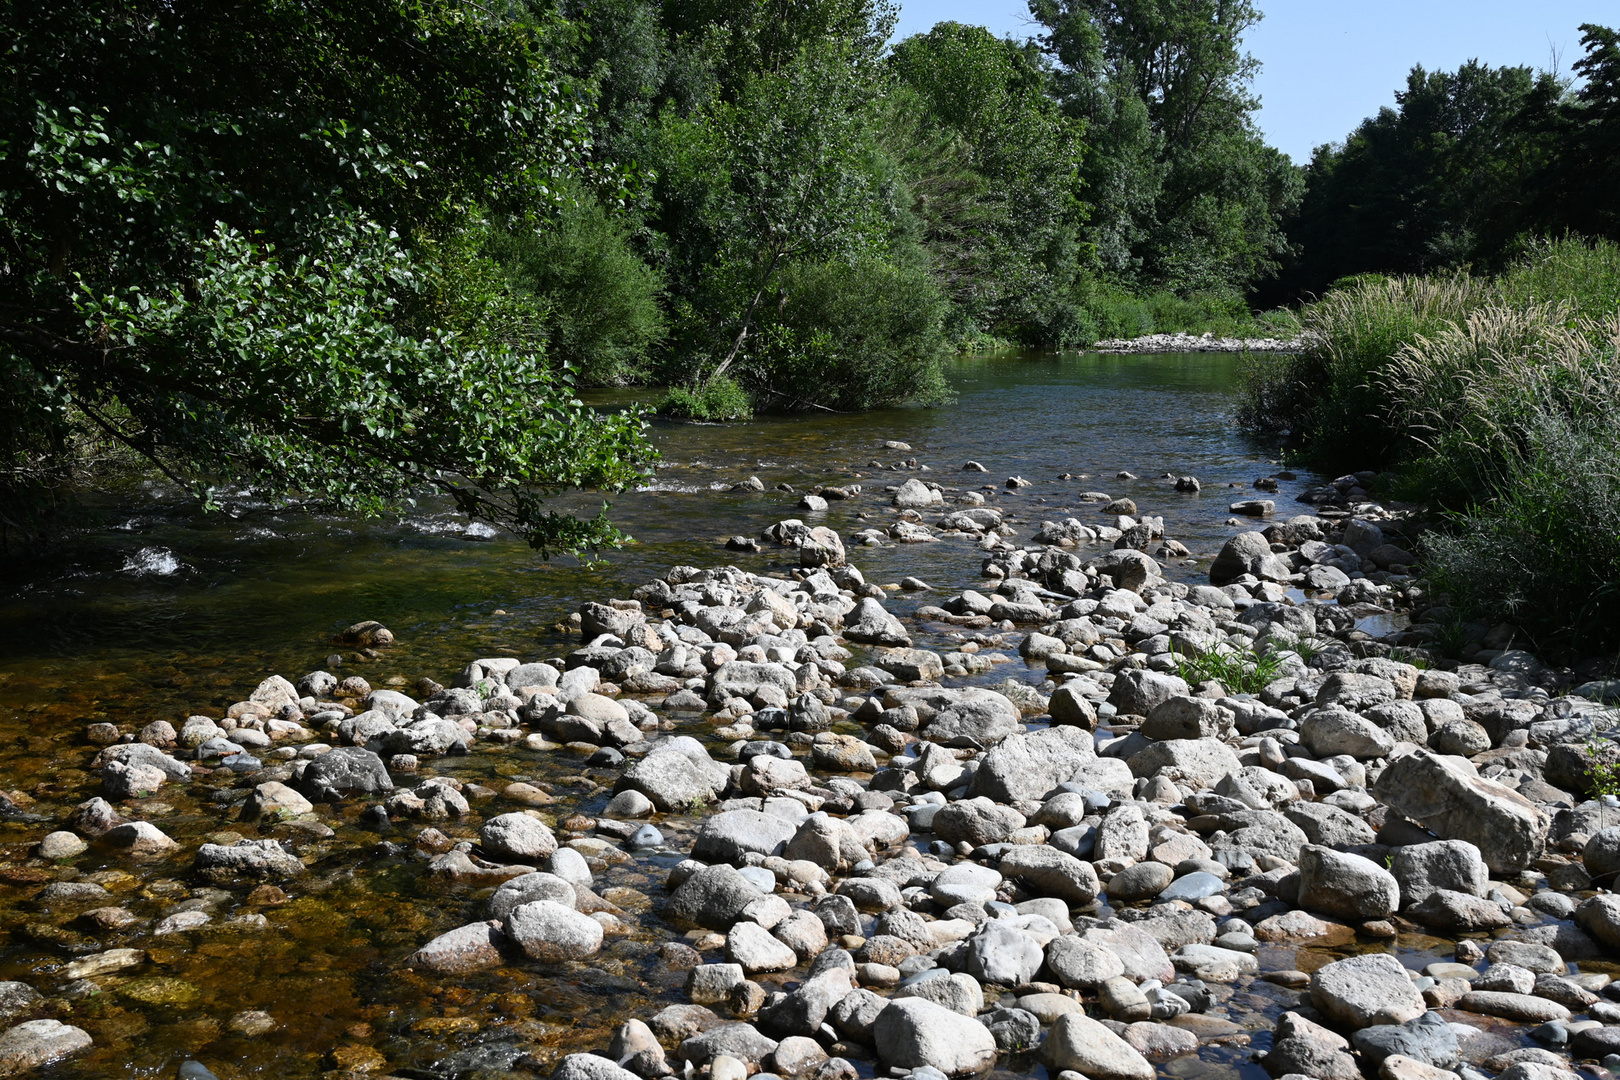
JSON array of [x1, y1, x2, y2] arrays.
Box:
[[889, 23, 1092, 345], [1030, 0, 1300, 292], [1526, 24, 1620, 245], [1270, 61, 1563, 300], [0, 0, 653, 553]]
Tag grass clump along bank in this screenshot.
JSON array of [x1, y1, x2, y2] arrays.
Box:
[[1241, 237, 1620, 653]]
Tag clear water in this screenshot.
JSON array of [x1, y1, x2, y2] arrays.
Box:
[[0, 353, 1339, 1078]]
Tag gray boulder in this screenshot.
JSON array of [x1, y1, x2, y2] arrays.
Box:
[[930, 797, 1025, 847], [1297, 845, 1399, 918], [1108, 670, 1189, 717], [1038, 1011, 1154, 1080], [616, 749, 723, 812], [893, 479, 944, 509], [1285, 802, 1376, 847], [0, 1020, 93, 1076], [1309, 953, 1426, 1029], [505, 900, 603, 962], [678, 1023, 779, 1068], [692, 810, 797, 866], [844, 599, 910, 646], [1126, 738, 1242, 788], [480, 813, 558, 863], [486, 872, 577, 921], [1351, 1011, 1459, 1073], [1373, 747, 1548, 872], [550, 1054, 641, 1080], [1300, 707, 1395, 760], [1142, 697, 1232, 740], [666, 865, 767, 931], [926, 690, 1020, 747], [873, 998, 997, 1077], [999, 845, 1100, 905], [1390, 840, 1488, 904], [1210, 532, 1292, 585], [964, 921, 1043, 986], [297, 746, 392, 801], [195, 839, 305, 882], [968, 726, 1095, 803], [406, 920, 507, 974]]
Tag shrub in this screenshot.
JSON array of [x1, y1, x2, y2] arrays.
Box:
[[1240, 235, 1620, 653], [1420, 396, 1620, 653], [1067, 275, 1292, 344], [490, 191, 666, 387], [656, 376, 754, 422], [1236, 273, 1485, 468], [738, 258, 955, 412]]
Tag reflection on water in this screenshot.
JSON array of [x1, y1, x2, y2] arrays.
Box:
[[0, 353, 1320, 1078]]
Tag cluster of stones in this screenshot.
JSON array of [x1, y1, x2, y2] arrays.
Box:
[[419, 514, 1619, 1080], [1089, 332, 1309, 354], [15, 456, 1620, 1080]]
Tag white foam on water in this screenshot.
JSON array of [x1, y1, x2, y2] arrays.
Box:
[[121, 546, 182, 576]]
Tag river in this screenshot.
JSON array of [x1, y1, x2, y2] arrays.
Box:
[[0, 352, 1335, 1078]]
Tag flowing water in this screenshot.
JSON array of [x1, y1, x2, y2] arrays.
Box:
[[0, 353, 1377, 1079]]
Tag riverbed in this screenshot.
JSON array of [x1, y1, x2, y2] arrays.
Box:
[[0, 352, 1326, 1078]]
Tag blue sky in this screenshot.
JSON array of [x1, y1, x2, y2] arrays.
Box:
[[890, 0, 1604, 162]]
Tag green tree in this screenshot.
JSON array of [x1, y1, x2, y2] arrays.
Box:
[[888, 23, 1092, 345], [1526, 24, 1620, 245], [0, 0, 652, 552], [1030, 0, 1300, 292], [1272, 61, 1564, 300], [490, 183, 668, 387]]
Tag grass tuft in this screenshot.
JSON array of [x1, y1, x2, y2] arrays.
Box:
[[1240, 235, 1620, 654]]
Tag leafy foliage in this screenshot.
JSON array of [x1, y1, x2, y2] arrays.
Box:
[[490, 186, 668, 387], [1243, 236, 1620, 653], [889, 24, 1091, 346], [1263, 25, 1620, 302], [657, 376, 754, 421], [1030, 0, 1301, 293], [0, 0, 653, 552], [741, 259, 955, 411]]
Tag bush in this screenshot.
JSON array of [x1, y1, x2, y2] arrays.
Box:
[[1236, 272, 1486, 468], [738, 259, 954, 412], [1067, 275, 1290, 344], [490, 191, 666, 387], [656, 376, 754, 421], [1423, 406, 1620, 653], [1240, 234, 1620, 653]]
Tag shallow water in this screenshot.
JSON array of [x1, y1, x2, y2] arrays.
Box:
[[0, 352, 1391, 1079]]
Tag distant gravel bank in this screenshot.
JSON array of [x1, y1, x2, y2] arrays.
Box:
[[1093, 331, 1306, 353]]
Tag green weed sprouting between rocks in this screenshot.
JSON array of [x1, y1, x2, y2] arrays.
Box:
[[1584, 736, 1620, 832], [1172, 643, 1285, 695]]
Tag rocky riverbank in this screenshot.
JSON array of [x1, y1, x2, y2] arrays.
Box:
[[5, 458, 1620, 1080], [1092, 332, 1307, 353]]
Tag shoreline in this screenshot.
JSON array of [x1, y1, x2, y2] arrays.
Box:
[[8, 462, 1620, 1080]]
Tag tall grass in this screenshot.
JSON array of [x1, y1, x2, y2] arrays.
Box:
[[1240, 235, 1620, 654], [1236, 274, 1486, 469]]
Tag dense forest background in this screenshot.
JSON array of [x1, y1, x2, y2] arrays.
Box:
[[3, 0, 1618, 547]]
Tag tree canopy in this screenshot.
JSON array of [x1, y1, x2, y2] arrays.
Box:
[[1029, 0, 1300, 292], [1261, 23, 1620, 302], [10, 0, 1618, 544], [1, 0, 652, 552]]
